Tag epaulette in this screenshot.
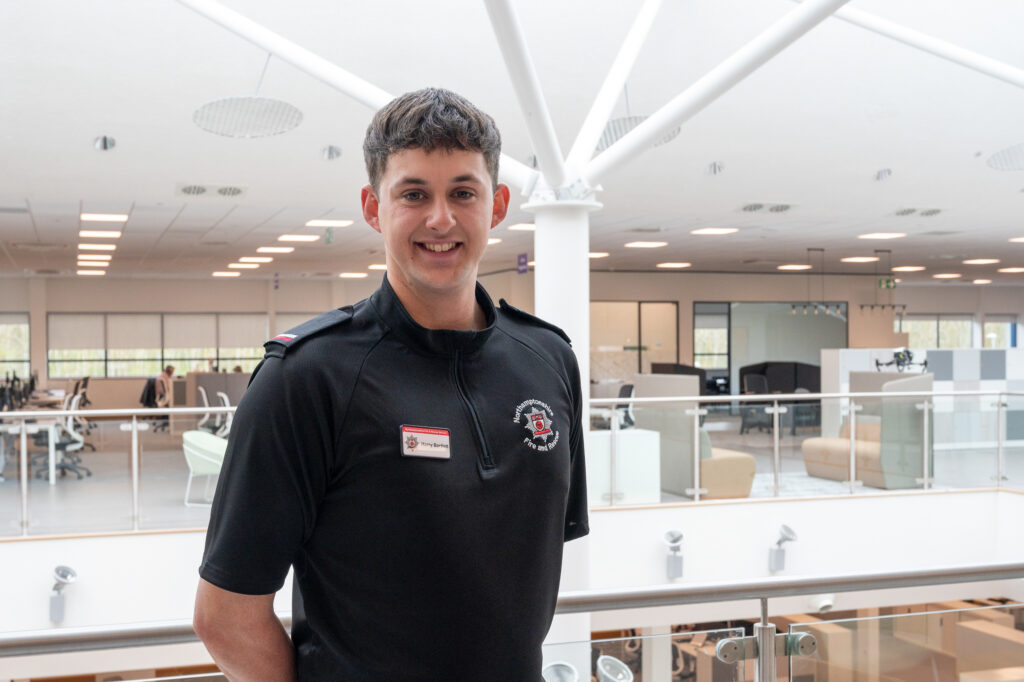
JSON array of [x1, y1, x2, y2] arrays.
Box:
[[264, 307, 353, 359], [498, 299, 571, 345]]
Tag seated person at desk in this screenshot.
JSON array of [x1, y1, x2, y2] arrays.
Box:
[[155, 365, 174, 407]]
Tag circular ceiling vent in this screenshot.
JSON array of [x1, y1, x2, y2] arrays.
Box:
[[595, 116, 680, 153], [34, 268, 60, 275], [180, 185, 207, 196], [919, 208, 942, 217], [894, 208, 917, 216], [875, 168, 893, 181], [768, 204, 791, 213], [193, 96, 303, 138], [987, 143, 1024, 171], [741, 203, 764, 212], [12, 242, 67, 252], [217, 186, 243, 197], [628, 227, 664, 233]]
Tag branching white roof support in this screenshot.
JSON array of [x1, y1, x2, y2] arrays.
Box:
[[583, 0, 852, 187], [565, 0, 665, 175], [797, 1, 1024, 89], [174, 0, 537, 191], [482, 0, 569, 189]]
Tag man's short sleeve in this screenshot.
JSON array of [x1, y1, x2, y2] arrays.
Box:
[[199, 354, 337, 594], [563, 351, 589, 542]]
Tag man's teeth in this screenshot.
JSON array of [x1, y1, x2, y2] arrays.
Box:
[[423, 242, 457, 252]]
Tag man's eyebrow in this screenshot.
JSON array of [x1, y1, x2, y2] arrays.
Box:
[[450, 174, 485, 184], [395, 177, 428, 186]]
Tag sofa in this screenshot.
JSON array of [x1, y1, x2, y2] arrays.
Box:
[[631, 373, 756, 499], [801, 372, 933, 490]]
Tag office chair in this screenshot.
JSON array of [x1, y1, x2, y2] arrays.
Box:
[[215, 392, 232, 437], [615, 383, 635, 429], [139, 377, 169, 433], [739, 373, 772, 435], [33, 394, 91, 480], [196, 386, 216, 433]]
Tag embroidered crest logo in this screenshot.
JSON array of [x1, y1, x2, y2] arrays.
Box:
[[514, 399, 560, 452]]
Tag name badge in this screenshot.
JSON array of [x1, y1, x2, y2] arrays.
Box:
[[401, 425, 451, 459]]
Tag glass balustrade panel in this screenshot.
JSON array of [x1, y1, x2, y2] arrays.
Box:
[[1002, 394, 1024, 491], [590, 401, 681, 505], [789, 603, 1024, 677], [932, 393, 999, 490], [139, 409, 224, 530], [24, 415, 133, 535], [772, 396, 842, 499], [701, 397, 767, 501], [543, 627, 744, 682], [0, 417, 22, 536]]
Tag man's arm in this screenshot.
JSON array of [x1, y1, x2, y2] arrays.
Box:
[[193, 578, 296, 682]]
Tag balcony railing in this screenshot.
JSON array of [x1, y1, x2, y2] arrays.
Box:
[[2, 389, 1023, 536], [3, 561, 1023, 680]]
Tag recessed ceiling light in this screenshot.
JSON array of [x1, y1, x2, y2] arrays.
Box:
[[508, 223, 536, 231], [77, 261, 108, 267], [894, 278, 902, 283], [840, 256, 879, 263], [488, 238, 502, 245], [657, 262, 691, 268], [80, 213, 128, 222], [77, 254, 112, 261], [858, 232, 906, 240], [998, 267, 1024, 273], [212, 271, 241, 277], [76, 269, 106, 276], [239, 256, 273, 263], [963, 258, 1000, 265], [78, 243, 117, 251], [974, 279, 992, 284], [527, 260, 536, 266], [624, 241, 667, 248], [690, 227, 738, 236], [892, 265, 925, 272], [78, 230, 122, 238], [778, 264, 813, 271], [228, 263, 259, 269], [305, 219, 354, 228], [278, 234, 321, 242], [368, 264, 387, 271], [339, 272, 368, 278], [589, 252, 609, 258], [933, 273, 962, 279], [1009, 237, 1024, 243], [257, 246, 295, 254]]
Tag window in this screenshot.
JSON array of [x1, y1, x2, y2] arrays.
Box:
[[0, 313, 30, 379], [895, 314, 974, 349], [46, 313, 272, 378], [983, 315, 1017, 348], [693, 303, 729, 369], [590, 301, 678, 381]]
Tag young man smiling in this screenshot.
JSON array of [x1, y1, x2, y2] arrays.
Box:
[[195, 88, 588, 681]]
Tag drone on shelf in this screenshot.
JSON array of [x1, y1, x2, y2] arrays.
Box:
[[875, 348, 928, 373]]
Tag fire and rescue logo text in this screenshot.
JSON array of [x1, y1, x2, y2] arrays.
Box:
[[514, 399, 560, 452]]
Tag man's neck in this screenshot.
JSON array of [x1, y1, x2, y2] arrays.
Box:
[[391, 280, 485, 331]]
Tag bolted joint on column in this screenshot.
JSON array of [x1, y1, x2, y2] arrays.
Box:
[[521, 176, 603, 211]]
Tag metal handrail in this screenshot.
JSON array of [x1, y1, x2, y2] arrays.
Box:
[[590, 388, 1024, 405], [2, 562, 1021, 657]]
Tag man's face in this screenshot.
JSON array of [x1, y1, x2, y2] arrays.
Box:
[[361, 148, 509, 302]]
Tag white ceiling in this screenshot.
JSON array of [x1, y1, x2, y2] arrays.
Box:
[[2, 0, 1024, 284]]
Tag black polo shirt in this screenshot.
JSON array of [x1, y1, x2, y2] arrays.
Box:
[[199, 277, 588, 681]]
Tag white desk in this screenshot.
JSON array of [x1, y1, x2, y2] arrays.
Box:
[[586, 427, 661, 506], [2, 420, 59, 485]]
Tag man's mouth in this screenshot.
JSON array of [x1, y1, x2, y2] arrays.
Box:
[[419, 242, 460, 253]]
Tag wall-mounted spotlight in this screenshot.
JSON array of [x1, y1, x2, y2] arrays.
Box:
[[811, 594, 835, 614], [769, 525, 797, 573], [597, 655, 634, 682], [664, 530, 684, 580], [541, 661, 579, 682], [50, 565, 78, 623]]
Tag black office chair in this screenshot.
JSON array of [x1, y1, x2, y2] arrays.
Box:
[[739, 373, 772, 434], [614, 383, 635, 429], [32, 394, 92, 480], [140, 377, 169, 432]]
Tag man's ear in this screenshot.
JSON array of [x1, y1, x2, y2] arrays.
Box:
[[490, 183, 511, 229], [361, 184, 381, 233]]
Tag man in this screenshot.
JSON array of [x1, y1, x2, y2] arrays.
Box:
[[194, 88, 588, 681], [155, 365, 174, 406]]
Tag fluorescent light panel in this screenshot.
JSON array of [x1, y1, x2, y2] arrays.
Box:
[[974, 279, 992, 284], [589, 252, 609, 258], [78, 243, 117, 251], [657, 262, 691, 268], [80, 213, 128, 222], [77, 254, 112, 261], [507, 223, 535, 231], [933, 273, 962, 279], [963, 258, 1000, 265], [840, 256, 879, 263], [624, 241, 667, 248], [998, 267, 1024, 273], [257, 246, 295, 254], [228, 263, 259, 269], [778, 264, 812, 271], [690, 227, 738, 235], [488, 238, 502, 245], [892, 266, 924, 272], [858, 232, 906, 240], [76, 270, 106, 276], [339, 272, 368, 278], [77, 261, 108, 267], [278, 234, 320, 242], [368, 264, 387, 271], [239, 256, 273, 263], [78, 230, 122, 238], [212, 271, 240, 277], [305, 219, 353, 228]]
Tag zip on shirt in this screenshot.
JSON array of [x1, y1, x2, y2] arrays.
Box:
[[451, 350, 495, 470]]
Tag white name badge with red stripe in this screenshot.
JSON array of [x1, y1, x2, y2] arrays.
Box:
[[401, 425, 452, 459]]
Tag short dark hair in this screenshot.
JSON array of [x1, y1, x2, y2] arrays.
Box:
[[363, 88, 501, 192]]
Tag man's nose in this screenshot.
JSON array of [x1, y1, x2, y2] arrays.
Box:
[[425, 198, 456, 231]]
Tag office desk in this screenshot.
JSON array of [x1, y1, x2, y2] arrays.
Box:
[[1, 420, 59, 485], [586, 427, 661, 506]]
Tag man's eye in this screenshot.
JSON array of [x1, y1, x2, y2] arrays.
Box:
[[403, 191, 424, 200], [454, 190, 475, 199]]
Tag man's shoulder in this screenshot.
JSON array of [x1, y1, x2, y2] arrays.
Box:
[[495, 299, 572, 348], [263, 300, 378, 360]]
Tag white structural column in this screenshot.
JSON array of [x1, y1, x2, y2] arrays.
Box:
[[174, 0, 537, 192], [482, 0, 568, 188], [803, 2, 1024, 89], [565, 0, 665, 173], [584, 0, 852, 186]]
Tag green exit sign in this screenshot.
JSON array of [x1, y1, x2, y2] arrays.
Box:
[[878, 277, 895, 289]]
